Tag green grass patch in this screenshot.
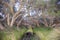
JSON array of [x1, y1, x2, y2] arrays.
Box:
[[0, 27, 60, 40]]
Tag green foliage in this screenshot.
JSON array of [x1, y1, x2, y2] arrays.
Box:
[[0, 27, 60, 40], [0, 27, 27, 40]]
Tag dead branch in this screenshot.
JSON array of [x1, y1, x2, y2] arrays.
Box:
[[10, 5, 23, 27], [7, 13, 10, 26]]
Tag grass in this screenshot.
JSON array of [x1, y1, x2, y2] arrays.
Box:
[[0, 27, 27, 40], [33, 27, 52, 40], [0, 27, 60, 40], [33, 27, 60, 40]]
